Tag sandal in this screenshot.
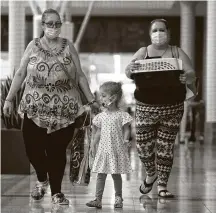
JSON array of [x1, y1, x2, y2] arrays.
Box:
[[114, 196, 123, 208], [139, 176, 158, 194], [158, 190, 174, 198]]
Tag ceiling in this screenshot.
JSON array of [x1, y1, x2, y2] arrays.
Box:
[[1, 0, 206, 16]]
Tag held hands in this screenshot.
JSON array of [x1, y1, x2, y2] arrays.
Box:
[[88, 101, 100, 114], [91, 102, 100, 114], [3, 100, 13, 117]]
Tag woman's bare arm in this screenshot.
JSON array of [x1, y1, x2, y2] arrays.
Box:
[[125, 47, 146, 79], [178, 47, 196, 84], [68, 41, 95, 102], [6, 40, 34, 101]]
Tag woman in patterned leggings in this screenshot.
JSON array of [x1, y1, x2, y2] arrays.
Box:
[[125, 19, 196, 198]]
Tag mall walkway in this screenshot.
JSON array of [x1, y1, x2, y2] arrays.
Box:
[[1, 140, 216, 213]]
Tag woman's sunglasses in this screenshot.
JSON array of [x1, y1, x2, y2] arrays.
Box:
[[43, 21, 62, 28]]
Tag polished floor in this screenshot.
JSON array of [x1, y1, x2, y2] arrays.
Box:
[[1, 139, 216, 213]]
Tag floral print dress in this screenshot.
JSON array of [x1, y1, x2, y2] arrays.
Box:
[[18, 38, 84, 133]]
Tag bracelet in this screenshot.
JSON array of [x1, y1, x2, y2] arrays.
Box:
[[87, 99, 96, 106], [124, 139, 129, 143]]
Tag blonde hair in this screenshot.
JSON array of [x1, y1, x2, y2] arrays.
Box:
[[99, 81, 123, 105]]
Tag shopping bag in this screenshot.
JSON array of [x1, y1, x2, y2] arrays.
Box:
[[69, 111, 91, 185], [76, 126, 91, 185]]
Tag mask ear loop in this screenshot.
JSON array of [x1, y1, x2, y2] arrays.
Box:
[[106, 89, 122, 106]]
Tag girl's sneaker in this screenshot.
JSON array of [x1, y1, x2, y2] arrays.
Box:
[[86, 199, 102, 209], [114, 196, 123, 208], [52, 193, 69, 205], [31, 180, 49, 201]]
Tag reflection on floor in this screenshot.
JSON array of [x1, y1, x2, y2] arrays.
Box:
[[1, 141, 216, 213]]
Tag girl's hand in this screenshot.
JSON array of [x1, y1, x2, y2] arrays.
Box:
[[3, 100, 13, 117], [124, 140, 132, 149]]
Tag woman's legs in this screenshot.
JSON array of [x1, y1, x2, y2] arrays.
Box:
[[135, 103, 158, 179], [22, 115, 50, 200], [45, 123, 75, 196], [22, 115, 48, 182], [156, 105, 184, 195]]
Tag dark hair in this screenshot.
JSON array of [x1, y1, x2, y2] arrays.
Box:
[[99, 81, 123, 105], [40, 8, 61, 38], [149, 18, 169, 31]]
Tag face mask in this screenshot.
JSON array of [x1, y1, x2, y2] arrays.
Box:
[[101, 94, 116, 108], [44, 28, 61, 39], [151, 32, 168, 45]]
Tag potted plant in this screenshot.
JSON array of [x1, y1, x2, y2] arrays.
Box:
[[1, 77, 30, 174]]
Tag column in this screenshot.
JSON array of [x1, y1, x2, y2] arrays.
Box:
[[60, 8, 74, 43], [179, 1, 196, 143], [9, 1, 25, 76], [180, 1, 196, 65], [33, 15, 42, 38], [205, 1, 216, 143]]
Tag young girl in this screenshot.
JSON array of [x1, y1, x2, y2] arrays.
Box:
[[86, 81, 133, 209]]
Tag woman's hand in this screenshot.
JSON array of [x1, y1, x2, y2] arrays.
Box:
[[179, 72, 186, 84], [126, 59, 141, 75], [3, 101, 13, 117], [179, 71, 196, 84], [126, 59, 141, 78]]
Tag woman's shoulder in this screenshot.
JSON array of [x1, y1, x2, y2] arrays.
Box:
[[136, 46, 148, 54], [133, 46, 148, 60], [22, 39, 36, 56]]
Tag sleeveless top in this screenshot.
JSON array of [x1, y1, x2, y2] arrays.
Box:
[[132, 47, 186, 105], [18, 38, 85, 134]]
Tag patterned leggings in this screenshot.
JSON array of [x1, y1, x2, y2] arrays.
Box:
[[135, 101, 184, 187]]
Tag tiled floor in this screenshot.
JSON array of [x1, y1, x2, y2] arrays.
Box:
[[1, 140, 216, 213]]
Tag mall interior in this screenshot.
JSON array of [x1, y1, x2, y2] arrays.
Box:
[[1, 1, 216, 213]]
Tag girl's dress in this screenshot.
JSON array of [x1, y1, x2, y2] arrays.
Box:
[[92, 110, 133, 174]]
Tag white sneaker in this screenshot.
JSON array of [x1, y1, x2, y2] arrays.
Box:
[[52, 193, 69, 205], [31, 180, 49, 201]]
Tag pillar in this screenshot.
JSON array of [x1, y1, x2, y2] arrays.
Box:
[[179, 1, 196, 143], [180, 1, 196, 65], [205, 1, 216, 143], [33, 15, 42, 38], [59, 4, 74, 43], [9, 1, 25, 76]]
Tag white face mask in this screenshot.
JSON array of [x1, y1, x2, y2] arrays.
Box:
[[101, 94, 116, 108], [45, 28, 61, 39], [151, 32, 168, 45]]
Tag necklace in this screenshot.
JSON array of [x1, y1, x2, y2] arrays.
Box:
[[160, 46, 168, 57], [151, 45, 169, 57], [42, 38, 58, 51]]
